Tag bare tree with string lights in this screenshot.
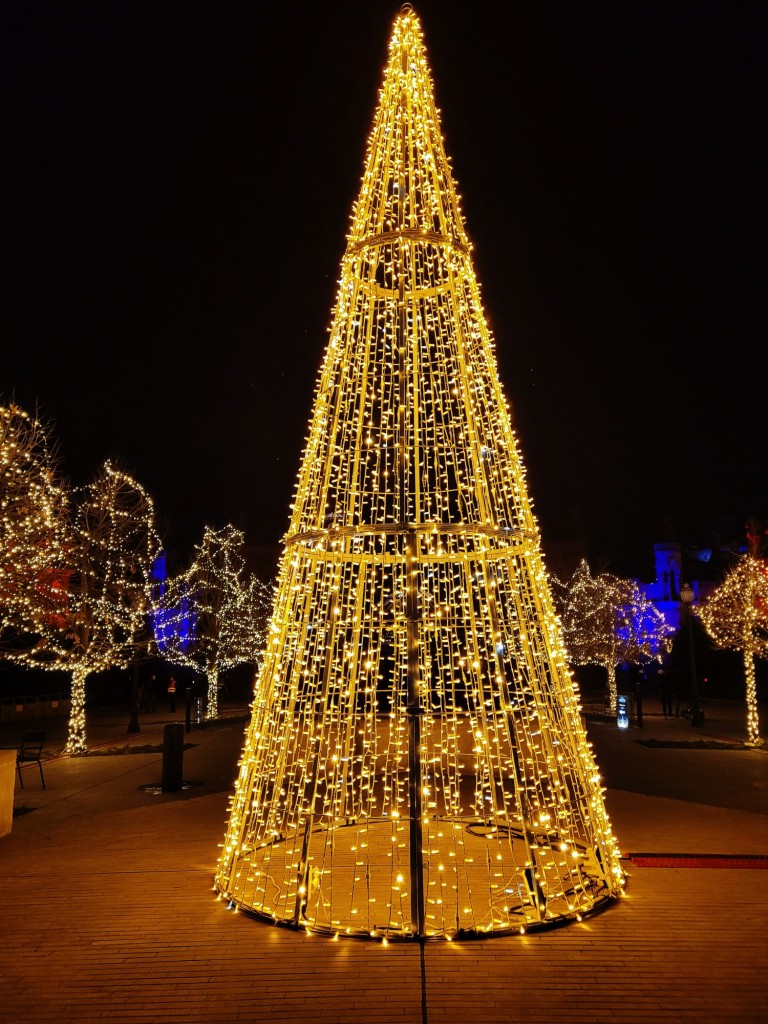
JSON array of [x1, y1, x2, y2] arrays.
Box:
[[60, 461, 161, 754], [159, 525, 272, 720], [0, 400, 71, 658], [554, 560, 673, 713], [2, 405, 161, 752], [698, 526, 768, 747]]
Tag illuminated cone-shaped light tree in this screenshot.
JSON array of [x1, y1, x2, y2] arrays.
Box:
[[698, 554, 768, 747], [216, 7, 623, 940]]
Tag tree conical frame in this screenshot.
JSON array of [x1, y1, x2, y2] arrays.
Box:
[[215, 7, 624, 941]]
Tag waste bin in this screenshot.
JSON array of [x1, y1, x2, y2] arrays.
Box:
[[161, 723, 185, 792]]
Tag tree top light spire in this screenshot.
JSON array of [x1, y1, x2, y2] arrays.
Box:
[[215, 6, 624, 941], [346, 5, 469, 254]]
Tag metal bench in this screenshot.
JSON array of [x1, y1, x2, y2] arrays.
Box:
[[16, 731, 46, 789]]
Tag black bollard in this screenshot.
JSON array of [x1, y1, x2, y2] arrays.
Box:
[[162, 722, 185, 791]]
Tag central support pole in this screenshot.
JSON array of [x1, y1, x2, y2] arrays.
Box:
[[396, 225, 426, 936], [405, 531, 426, 938]]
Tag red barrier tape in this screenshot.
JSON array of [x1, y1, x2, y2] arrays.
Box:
[[626, 853, 768, 868]]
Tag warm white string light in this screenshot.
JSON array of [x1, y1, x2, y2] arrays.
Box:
[[215, 7, 624, 940]]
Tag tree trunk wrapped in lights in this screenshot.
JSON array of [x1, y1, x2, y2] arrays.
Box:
[[216, 7, 624, 940]]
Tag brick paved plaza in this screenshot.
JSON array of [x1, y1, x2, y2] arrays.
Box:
[[2, 698, 767, 1023]]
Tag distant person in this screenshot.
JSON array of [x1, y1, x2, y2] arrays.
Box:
[[167, 676, 177, 713], [658, 669, 675, 718]]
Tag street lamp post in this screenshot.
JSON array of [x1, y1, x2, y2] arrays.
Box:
[[680, 582, 704, 727]]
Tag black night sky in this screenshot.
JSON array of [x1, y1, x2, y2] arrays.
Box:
[[3, 1, 765, 580]]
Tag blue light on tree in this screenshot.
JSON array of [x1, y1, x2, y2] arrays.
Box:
[[151, 552, 195, 654]]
